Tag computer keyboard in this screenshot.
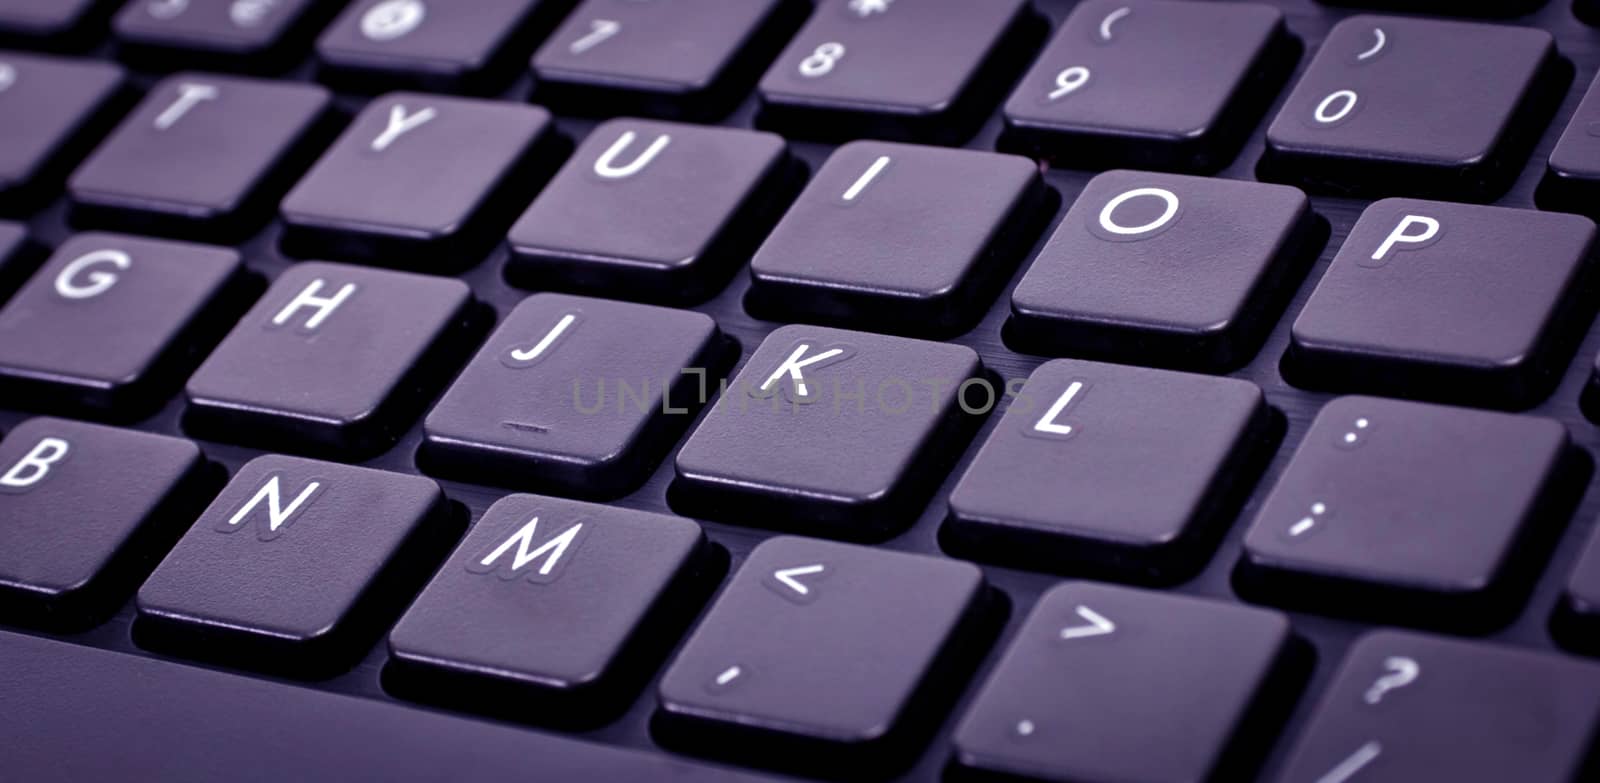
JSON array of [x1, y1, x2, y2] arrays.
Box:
[[3, 0, 1600, 781]]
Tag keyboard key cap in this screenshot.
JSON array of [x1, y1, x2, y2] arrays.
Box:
[[0, 417, 216, 630], [421, 293, 731, 498], [1001, 0, 1298, 173], [1009, 170, 1322, 370], [746, 141, 1049, 336], [112, 0, 330, 73], [136, 454, 457, 677], [282, 92, 561, 268], [184, 261, 480, 457], [316, 0, 569, 93], [1317, 0, 1546, 17], [672, 324, 984, 540], [1554, 524, 1600, 657], [0, 52, 126, 209], [0, 232, 252, 420], [1236, 396, 1584, 632], [756, 0, 1044, 144], [1270, 630, 1600, 783], [531, 0, 801, 121], [944, 359, 1275, 584], [387, 494, 721, 725], [656, 536, 991, 777], [1286, 199, 1595, 409], [1260, 16, 1567, 201], [68, 72, 332, 238], [0, 0, 110, 50], [1538, 72, 1600, 221], [0, 221, 42, 303], [506, 119, 792, 304], [952, 582, 1303, 783]]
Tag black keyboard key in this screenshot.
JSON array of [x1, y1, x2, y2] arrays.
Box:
[[1260, 16, 1567, 200], [420, 293, 731, 498], [1009, 170, 1321, 370], [1271, 630, 1600, 783], [746, 141, 1048, 336], [315, 0, 568, 93], [1555, 523, 1600, 657], [184, 261, 479, 457], [952, 582, 1302, 783], [1318, 0, 1546, 18], [672, 324, 983, 540], [1538, 72, 1600, 220], [136, 454, 457, 677], [756, 0, 1043, 144], [68, 71, 331, 238], [282, 92, 561, 268], [1286, 199, 1594, 409], [1000, 0, 1297, 173], [943, 359, 1274, 584], [506, 119, 792, 304], [656, 535, 991, 777], [531, 0, 800, 121], [1236, 396, 1583, 632], [0, 0, 110, 49], [0, 51, 126, 209], [0, 417, 215, 630], [387, 493, 720, 725], [0, 220, 42, 303], [0, 232, 251, 419], [112, 0, 329, 73]]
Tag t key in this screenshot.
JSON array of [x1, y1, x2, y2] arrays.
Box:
[[0, 52, 126, 210], [1261, 16, 1566, 201], [756, 0, 1043, 144]]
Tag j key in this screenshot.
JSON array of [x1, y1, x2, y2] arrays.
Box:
[[387, 494, 719, 725], [316, 0, 569, 93], [944, 360, 1274, 585], [0, 232, 251, 420], [746, 141, 1048, 337], [0, 0, 111, 49], [1287, 199, 1595, 409], [112, 0, 329, 73], [185, 262, 479, 458], [1009, 170, 1320, 370], [672, 324, 984, 540], [1001, 0, 1298, 173], [1237, 396, 1583, 632], [136, 455, 457, 678], [0, 418, 215, 630], [0, 52, 126, 209], [68, 72, 332, 238], [656, 536, 990, 777], [0, 221, 42, 303], [531, 0, 801, 121], [1271, 630, 1600, 783], [421, 293, 730, 498], [1538, 72, 1600, 221], [506, 119, 792, 304], [952, 582, 1301, 783], [282, 92, 560, 268], [1555, 524, 1600, 657], [1260, 16, 1566, 201], [756, 0, 1044, 144]]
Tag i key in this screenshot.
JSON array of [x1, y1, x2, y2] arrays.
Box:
[[944, 360, 1275, 584], [506, 119, 792, 304], [136, 455, 457, 678], [0, 232, 252, 420], [1236, 396, 1583, 632], [747, 141, 1048, 336], [1272, 630, 1600, 783], [952, 582, 1301, 783], [112, 0, 329, 73], [68, 72, 331, 238], [672, 324, 984, 540], [316, 0, 569, 93], [531, 0, 800, 120], [282, 92, 561, 269], [1538, 72, 1600, 221], [1001, 0, 1298, 173], [1260, 16, 1566, 201], [756, 0, 1043, 144], [0, 418, 216, 630], [185, 261, 479, 458], [420, 293, 731, 498], [656, 536, 990, 777], [0, 52, 126, 210], [1287, 199, 1595, 409], [387, 494, 720, 725], [1009, 170, 1321, 370]]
